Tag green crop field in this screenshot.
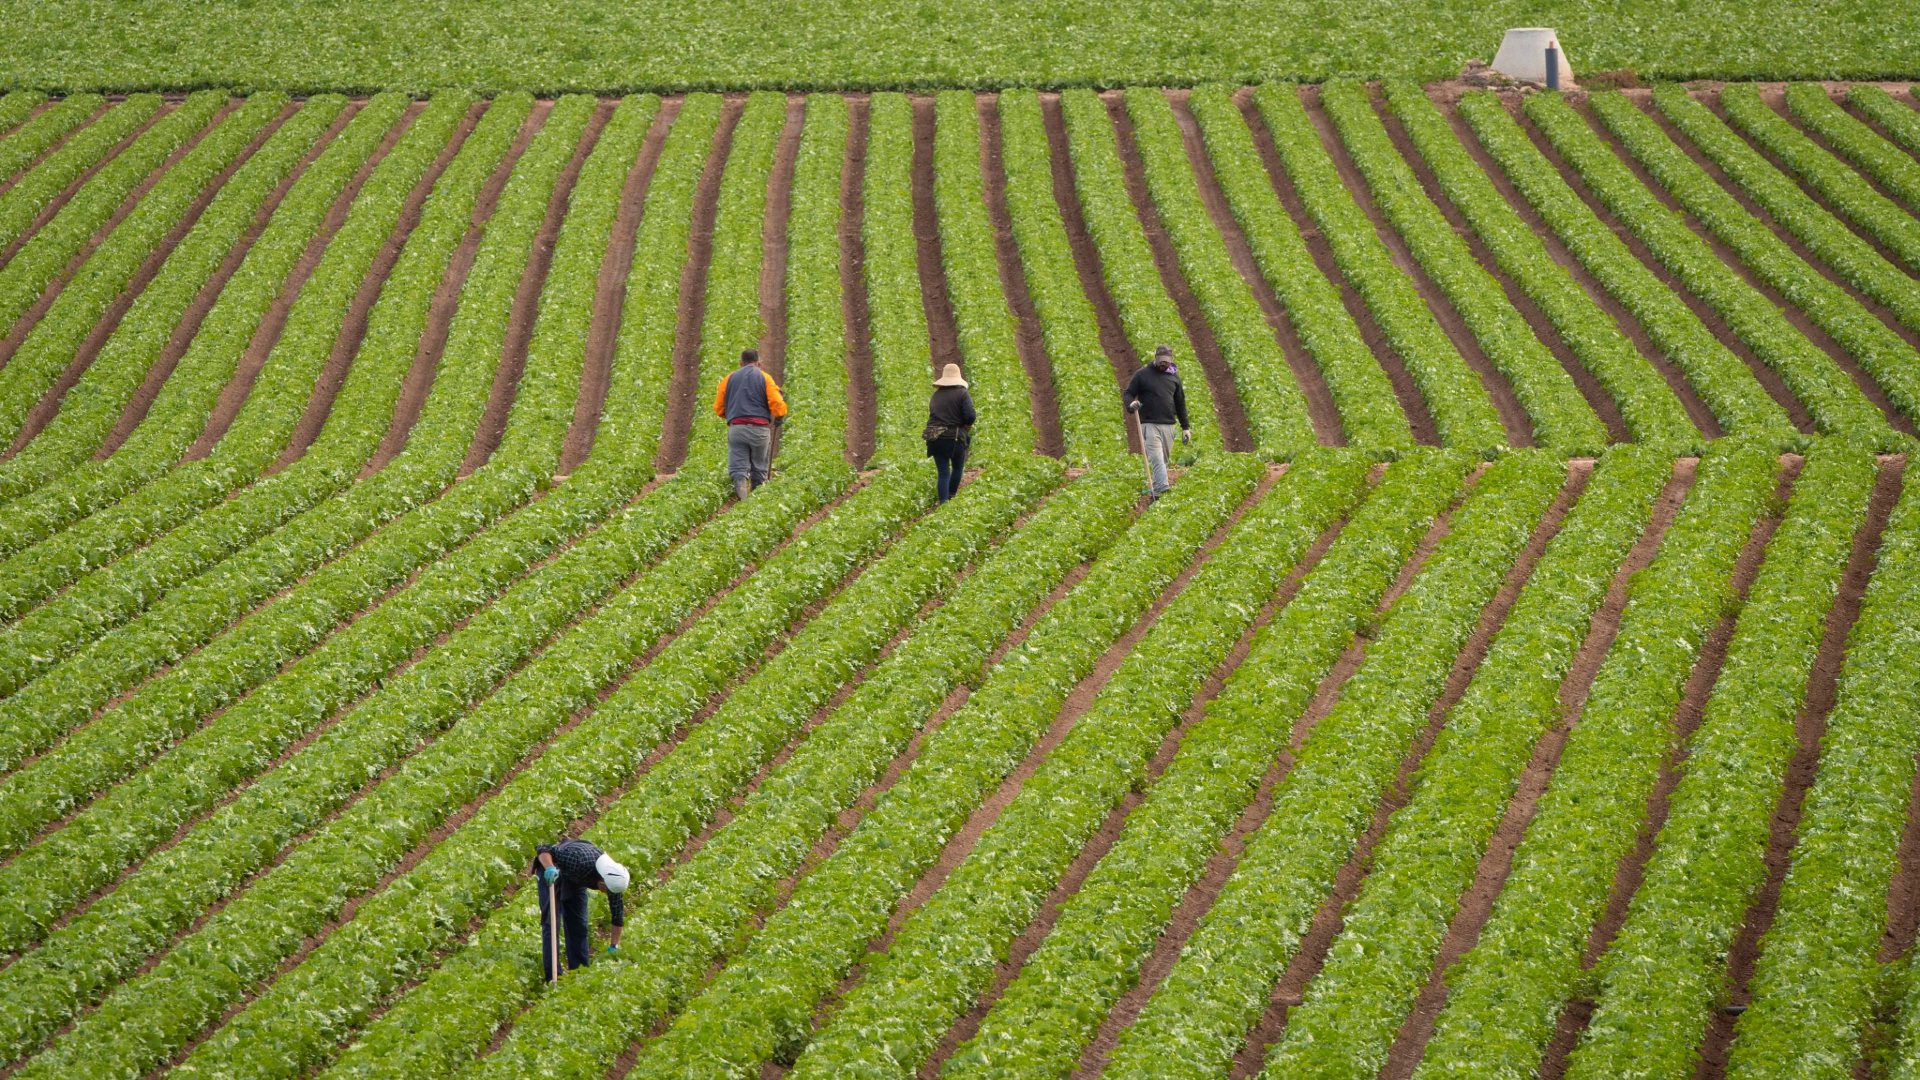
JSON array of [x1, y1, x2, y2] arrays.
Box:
[[1, 11, 1919, 1078]]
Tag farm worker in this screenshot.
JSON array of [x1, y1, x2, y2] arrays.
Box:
[[532, 838, 630, 980], [713, 347, 787, 500], [924, 363, 976, 503], [1122, 344, 1192, 499]]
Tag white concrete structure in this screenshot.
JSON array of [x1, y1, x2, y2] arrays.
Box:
[[1491, 28, 1576, 86]]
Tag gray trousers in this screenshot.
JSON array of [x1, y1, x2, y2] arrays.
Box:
[[726, 423, 772, 486], [1141, 422, 1177, 494]]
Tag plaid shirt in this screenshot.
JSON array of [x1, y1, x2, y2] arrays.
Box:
[[534, 839, 624, 925]]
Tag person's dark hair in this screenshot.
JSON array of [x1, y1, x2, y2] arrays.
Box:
[[740, 348, 759, 365]]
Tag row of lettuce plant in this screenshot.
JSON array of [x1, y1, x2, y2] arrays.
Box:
[[1321, 79, 1607, 454], [0, 94, 512, 826], [932, 89, 1035, 461], [1789, 87, 1920, 249], [0, 93, 94, 187], [991, 90, 1129, 465], [791, 452, 1383, 1077], [1055, 88, 1223, 452], [1121, 87, 1316, 455], [1537, 444, 1881, 1079], [1456, 92, 1795, 443], [1263, 440, 1776, 1078], [954, 449, 1543, 1079], [534, 459, 1259, 1079], [0, 94, 161, 258], [1718, 463, 1920, 1078], [0, 94, 705, 945], [324, 471, 1140, 1079], [1845, 85, 1920, 164], [0, 94, 395, 567], [1254, 84, 1507, 453], [1532, 92, 1896, 448], [1740, 85, 1920, 278], [0, 94, 277, 447], [0, 95, 327, 502], [772, 93, 850, 463], [1382, 81, 1699, 451], [0, 93, 496, 694], [1184, 85, 1414, 451], [0, 91, 48, 139], [1107, 443, 1673, 1076], [4, 465, 889, 1079], [1654, 86, 1920, 429], [860, 93, 940, 462]]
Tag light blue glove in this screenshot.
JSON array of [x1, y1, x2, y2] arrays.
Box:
[[540, 865, 559, 884]]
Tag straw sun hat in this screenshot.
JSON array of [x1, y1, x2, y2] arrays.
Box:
[[933, 363, 967, 387]]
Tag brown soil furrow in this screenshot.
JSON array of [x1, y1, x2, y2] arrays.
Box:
[[558, 99, 679, 474], [1080, 463, 1459, 1078], [975, 94, 1065, 458], [759, 95, 805, 466], [5, 103, 296, 459], [655, 96, 745, 474], [369, 101, 547, 474], [1369, 85, 1629, 444], [458, 101, 612, 476], [927, 467, 1350, 1073], [909, 95, 963, 377], [271, 102, 480, 472], [1301, 84, 1532, 448], [840, 95, 877, 466], [98, 103, 361, 460], [1039, 92, 1142, 453], [1103, 90, 1256, 452], [1650, 91, 1918, 436], [1693, 456, 1906, 1080], [1166, 90, 1342, 446], [184, 99, 388, 461], [0, 100, 109, 202], [1752, 86, 1919, 269], [1235, 87, 1440, 445], [0, 100, 169, 272], [1233, 457, 1685, 1079], [0, 99, 237, 379], [1507, 95, 1818, 435], [1435, 91, 1723, 440]]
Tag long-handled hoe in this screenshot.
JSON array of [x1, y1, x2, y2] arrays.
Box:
[[546, 878, 560, 983], [1131, 409, 1157, 503]]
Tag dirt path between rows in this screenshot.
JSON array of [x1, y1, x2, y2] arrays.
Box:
[[0, 100, 172, 273], [655, 97, 743, 473], [840, 95, 877, 466], [976, 94, 1065, 458], [1040, 92, 1142, 454], [184, 100, 390, 461], [1166, 90, 1342, 446], [1235, 88, 1440, 445], [1103, 91, 1255, 453], [559, 99, 679, 473], [1506, 94, 1818, 435], [1692, 455, 1906, 1080], [1435, 89, 1723, 440], [5, 103, 293, 459], [459, 102, 611, 475], [759, 95, 805, 465], [1301, 85, 1533, 449], [909, 95, 963, 379], [1369, 86, 1629, 444]]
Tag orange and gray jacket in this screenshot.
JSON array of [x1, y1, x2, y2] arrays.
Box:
[[713, 365, 789, 426]]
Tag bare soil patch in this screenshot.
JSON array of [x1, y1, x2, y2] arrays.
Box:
[[840, 95, 877, 466], [976, 94, 1065, 458], [655, 96, 743, 473]]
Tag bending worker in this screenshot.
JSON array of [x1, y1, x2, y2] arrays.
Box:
[[1123, 344, 1193, 499], [533, 837, 630, 979], [713, 347, 787, 500]]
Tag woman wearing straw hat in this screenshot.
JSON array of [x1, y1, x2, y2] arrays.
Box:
[[924, 363, 976, 503]]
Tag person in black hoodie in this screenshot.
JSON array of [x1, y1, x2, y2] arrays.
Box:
[[1123, 344, 1192, 498], [924, 363, 976, 502]]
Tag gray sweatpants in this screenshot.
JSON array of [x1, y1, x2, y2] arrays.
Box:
[[727, 423, 772, 486], [1141, 422, 1177, 494]]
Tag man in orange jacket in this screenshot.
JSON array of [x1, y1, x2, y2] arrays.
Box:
[[713, 348, 788, 499]]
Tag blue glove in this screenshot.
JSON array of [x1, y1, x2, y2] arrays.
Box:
[[540, 866, 559, 884]]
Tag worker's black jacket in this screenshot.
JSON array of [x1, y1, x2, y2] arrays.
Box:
[[1122, 364, 1190, 428], [534, 839, 624, 925], [925, 385, 977, 446]]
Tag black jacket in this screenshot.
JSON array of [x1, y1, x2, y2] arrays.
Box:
[[1123, 364, 1190, 428], [925, 385, 976, 448]]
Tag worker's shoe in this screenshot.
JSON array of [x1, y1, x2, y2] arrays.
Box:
[[734, 477, 752, 501]]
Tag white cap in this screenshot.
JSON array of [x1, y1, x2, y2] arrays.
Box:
[[595, 853, 630, 894]]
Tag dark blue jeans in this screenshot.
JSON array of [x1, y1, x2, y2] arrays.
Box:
[[930, 438, 967, 502], [536, 873, 592, 979]]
